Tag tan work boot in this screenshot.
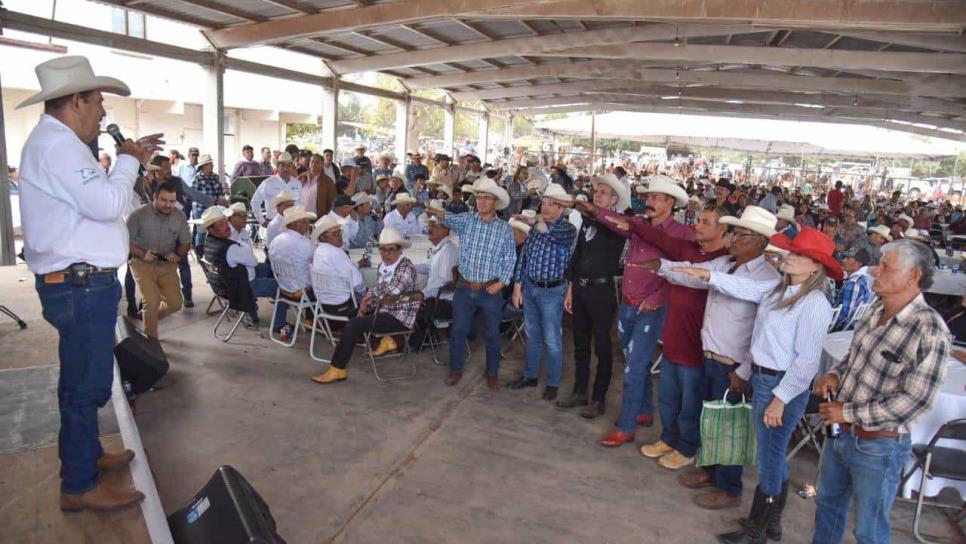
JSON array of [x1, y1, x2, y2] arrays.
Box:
[[96, 449, 135, 472], [371, 336, 398, 357], [693, 489, 743, 510], [640, 440, 674, 459], [658, 450, 695, 470], [60, 481, 145, 512], [311, 366, 348, 384]]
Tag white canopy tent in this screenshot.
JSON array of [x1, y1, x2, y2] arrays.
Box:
[[535, 112, 966, 159]]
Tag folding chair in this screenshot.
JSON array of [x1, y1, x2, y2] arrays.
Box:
[[827, 305, 842, 332], [500, 306, 526, 358], [268, 257, 313, 347], [308, 270, 358, 363], [200, 258, 254, 342], [198, 259, 227, 316], [898, 418, 966, 544], [365, 290, 424, 382], [0, 305, 27, 329]]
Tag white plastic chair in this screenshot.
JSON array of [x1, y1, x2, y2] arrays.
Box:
[[308, 270, 358, 363], [269, 257, 314, 347]]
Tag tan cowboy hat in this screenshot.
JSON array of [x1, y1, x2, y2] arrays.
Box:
[[199, 206, 231, 230], [776, 204, 796, 222], [391, 167, 406, 180], [719, 206, 778, 238], [897, 213, 915, 227], [270, 190, 297, 210], [378, 227, 412, 249], [508, 218, 532, 234], [196, 154, 214, 167], [281, 205, 317, 227], [392, 193, 418, 206], [521, 209, 537, 220], [426, 199, 447, 214], [461, 184, 476, 194], [867, 224, 893, 241], [644, 175, 689, 207], [541, 182, 574, 206], [274, 152, 294, 165], [591, 173, 631, 211], [527, 176, 548, 192], [16, 56, 131, 109], [902, 228, 930, 242], [351, 192, 377, 208], [228, 202, 248, 216], [437, 184, 453, 200], [310, 215, 344, 241], [145, 164, 161, 172], [473, 178, 511, 210]]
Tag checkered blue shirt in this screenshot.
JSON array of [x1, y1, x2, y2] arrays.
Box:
[[833, 269, 873, 330], [442, 211, 516, 285], [515, 216, 577, 284], [191, 172, 225, 214]]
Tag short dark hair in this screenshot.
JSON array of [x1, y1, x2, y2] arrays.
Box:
[[242, 145, 254, 152], [156, 179, 180, 195], [44, 90, 95, 112], [150, 155, 170, 166], [614, 166, 627, 177], [284, 144, 299, 155], [260, 146, 270, 153], [322, 149, 334, 155]]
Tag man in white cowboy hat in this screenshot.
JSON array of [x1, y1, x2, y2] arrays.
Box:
[[524, 175, 548, 212], [325, 195, 358, 249], [349, 192, 382, 249], [405, 151, 429, 190], [556, 173, 631, 418], [267, 206, 318, 339], [653, 206, 780, 507], [265, 190, 297, 250], [226, 202, 252, 244], [18, 55, 163, 512], [384, 169, 409, 214], [866, 224, 892, 264], [429, 177, 517, 390], [384, 193, 421, 238], [190, 153, 226, 250], [408, 215, 461, 350], [311, 215, 366, 322], [775, 204, 799, 238], [251, 151, 302, 227], [506, 183, 577, 400]]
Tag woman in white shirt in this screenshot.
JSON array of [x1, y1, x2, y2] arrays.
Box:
[[674, 227, 840, 544]]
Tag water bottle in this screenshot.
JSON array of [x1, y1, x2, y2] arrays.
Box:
[[825, 391, 841, 438]]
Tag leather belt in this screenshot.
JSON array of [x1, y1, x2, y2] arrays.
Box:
[[621, 294, 661, 311], [841, 423, 900, 440], [752, 363, 784, 377], [575, 276, 612, 288], [460, 278, 497, 292], [530, 278, 566, 289], [42, 263, 118, 286], [704, 351, 737, 366]]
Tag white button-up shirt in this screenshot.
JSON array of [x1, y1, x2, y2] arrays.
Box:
[[417, 237, 460, 300], [266, 213, 286, 250], [19, 114, 141, 274], [229, 223, 252, 244], [226, 238, 259, 282], [326, 210, 358, 249], [312, 242, 366, 305], [267, 229, 313, 292], [250, 174, 301, 224], [384, 208, 420, 238]]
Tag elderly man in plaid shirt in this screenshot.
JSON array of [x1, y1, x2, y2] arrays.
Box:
[[812, 239, 951, 544], [190, 154, 226, 250]]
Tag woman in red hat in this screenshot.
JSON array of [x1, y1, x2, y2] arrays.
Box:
[[674, 226, 841, 544]]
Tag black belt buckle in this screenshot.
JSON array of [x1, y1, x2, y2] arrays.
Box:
[[69, 263, 89, 286]]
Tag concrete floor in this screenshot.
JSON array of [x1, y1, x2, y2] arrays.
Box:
[[0, 260, 962, 544]]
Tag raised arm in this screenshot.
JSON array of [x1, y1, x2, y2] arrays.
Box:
[[707, 270, 781, 303]]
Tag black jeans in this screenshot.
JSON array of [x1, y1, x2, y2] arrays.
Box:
[[409, 297, 453, 349], [571, 280, 617, 402], [331, 313, 407, 369], [319, 299, 357, 330]]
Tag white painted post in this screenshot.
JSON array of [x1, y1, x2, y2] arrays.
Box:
[[202, 52, 226, 180], [321, 80, 339, 153], [478, 112, 490, 164], [443, 99, 455, 157], [0, 72, 14, 265], [394, 95, 411, 162]]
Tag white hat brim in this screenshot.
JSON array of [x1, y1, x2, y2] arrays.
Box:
[[644, 181, 689, 207], [283, 211, 317, 227], [592, 176, 631, 211], [719, 216, 776, 238], [508, 218, 532, 234], [16, 76, 130, 109]]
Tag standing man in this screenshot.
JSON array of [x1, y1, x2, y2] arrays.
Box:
[[230, 144, 261, 181], [353, 144, 375, 193], [431, 178, 517, 390], [827, 180, 845, 216], [17, 56, 163, 511], [190, 154, 225, 251], [178, 147, 199, 185], [126, 179, 190, 339], [258, 146, 274, 175], [812, 239, 950, 544], [557, 174, 630, 418], [250, 152, 301, 227], [405, 152, 430, 191]]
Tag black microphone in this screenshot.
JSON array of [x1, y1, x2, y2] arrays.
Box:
[[105, 124, 145, 176]]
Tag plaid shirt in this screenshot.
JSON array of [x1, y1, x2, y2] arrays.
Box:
[[442, 211, 516, 286], [515, 216, 576, 284], [832, 294, 951, 433], [191, 172, 225, 214], [370, 257, 420, 328], [832, 268, 873, 330]]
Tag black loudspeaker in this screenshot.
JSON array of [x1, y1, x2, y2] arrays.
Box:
[[114, 316, 169, 394], [167, 465, 286, 544]]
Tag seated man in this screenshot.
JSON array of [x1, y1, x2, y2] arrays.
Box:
[[126, 179, 190, 339], [227, 202, 252, 244], [409, 214, 460, 349], [350, 192, 382, 249], [265, 190, 297, 250], [384, 193, 421, 238], [311, 215, 366, 322], [268, 206, 318, 339], [326, 194, 358, 249]]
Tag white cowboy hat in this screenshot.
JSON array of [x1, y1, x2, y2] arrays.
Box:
[[311, 215, 345, 241], [281, 205, 317, 227], [897, 213, 915, 226], [392, 193, 418, 206], [508, 218, 532, 234], [426, 199, 447, 214], [196, 154, 214, 167], [199, 206, 231, 230], [391, 167, 406, 180], [776, 204, 796, 222], [764, 244, 790, 256], [145, 164, 161, 172], [591, 173, 631, 211], [378, 227, 411, 249], [634, 184, 648, 194], [461, 184, 476, 194], [541, 182, 573, 206], [436, 184, 453, 200], [228, 202, 247, 216], [719, 206, 778, 238], [902, 228, 930, 242], [351, 192, 377, 208], [270, 190, 297, 210], [527, 176, 548, 192], [644, 175, 689, 207], [473, 178, 511, 210], [274, 152, 294, 165], [575, 194, 588, 202], [867, 224, 893, 241], [16, 56, 131, 109], [521, 209, 537, 220]]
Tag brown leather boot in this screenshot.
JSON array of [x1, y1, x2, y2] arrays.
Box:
[[486, 376, 502, 391], [60, 481, 145, 512], [694, 489, 743, 510], [446, 372, 463, 386], [96, 449, 135, 472]]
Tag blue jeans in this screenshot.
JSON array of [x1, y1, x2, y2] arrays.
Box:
[[177, 256, 192, 300], [702, 358, 745, 496], [249, 263, 285, 330], [450, 284, 503, 377], [522, 280, 567, 387], [192, 208, 206, 248], [812, 433, 912, 544], [751, 371, 811, 496], [615, 303, 667, 434], [35, 272, 121, 494], [658, 357, 705, 457]]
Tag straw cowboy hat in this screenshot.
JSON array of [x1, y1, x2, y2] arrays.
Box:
[[391, 167, 406, 180], [643, 175, 689, 207], [228, 202, 248, 216], [769, 226, 844, 280], [867, 224, 893, 241], [378, 227, 411, 249], [436, 184, 453, 200], [541, 183, 573, 207], [270, 190, 297, 210], [392, 193, 418, 207], [274, 152, 294, 165], [720, 206, 778, 238], [281, 205, 317, 227], [311, 215, 345, 241], [897, 213, 915, 227], [527, 176, 549, 192], [461, 184, 476, 194], [903, 228, 930, 242], [198, 206, 231, 230], [351, 192, 377, 208], [591, 173, 631, 211], [472, 178, 511, 210], [426, 199, 447, 214], [508, 217, 532, 234], [16, 56, 131, 109], [196, 154, 214, 167], [776, 204, 796, 222]]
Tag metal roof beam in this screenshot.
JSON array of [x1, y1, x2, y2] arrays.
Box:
[[834, 31, 966, 53], [128, 0, 264, 23]]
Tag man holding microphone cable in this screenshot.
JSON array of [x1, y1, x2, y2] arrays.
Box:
[[17, 56, 164, 512]]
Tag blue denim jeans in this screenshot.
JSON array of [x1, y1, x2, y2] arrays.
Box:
[[615, 303, 667, 434], [522, 280, 567, 387], [812, 432, 912, 544], [192, 208, 206, 248], [450, 284, 503, 377], [177, 255, 192, 299], [658, 357, 705, 457], [702, 358, 745, 496], [751, 371, 811, 496], [35, 272, 121, 494], [249, 263, 286, 330]]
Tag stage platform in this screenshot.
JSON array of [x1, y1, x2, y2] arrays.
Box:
[[0, 261, 961, 543]]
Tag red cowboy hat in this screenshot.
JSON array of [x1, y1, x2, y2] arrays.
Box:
[[769, 226, 844, 280]]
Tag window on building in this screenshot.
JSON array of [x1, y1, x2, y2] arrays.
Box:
[[111, 8, 146, 38]]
